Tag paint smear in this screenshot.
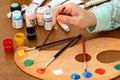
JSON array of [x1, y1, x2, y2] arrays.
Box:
[[114, 64, 120, 70], [82, 71, 92, 78], [24, 59, 33, 66], [53, 69, 63, 75], [18, 50, 25, 56], [95, 68, 105, 75], [70, 73, 80, 79], [36, 68, 46, 74]]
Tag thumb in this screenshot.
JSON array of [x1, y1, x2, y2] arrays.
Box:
[[57, 15, 77, 24]]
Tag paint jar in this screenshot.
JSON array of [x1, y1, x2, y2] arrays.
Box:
[[44, 9, 53, 31], [12, 10, 23, 29], [36, 6, 47, 27], [26, 27, 36, 40], [3, 38, 14, 53], [25, 9, 37, 28], [14, 32, 25, 46]]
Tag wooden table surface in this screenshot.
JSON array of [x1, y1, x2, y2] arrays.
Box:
[[0, 0, 120, 80]]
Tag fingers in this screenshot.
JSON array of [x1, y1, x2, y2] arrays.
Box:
[[57, 15, 78, 25], [54, 23, 59, 30], [52, 5, 65, 26]]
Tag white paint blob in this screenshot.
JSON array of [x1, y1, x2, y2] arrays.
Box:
[[53, 69, 64, 75]]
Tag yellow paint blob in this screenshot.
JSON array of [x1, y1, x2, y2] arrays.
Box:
[[18, 50, 25, 56]]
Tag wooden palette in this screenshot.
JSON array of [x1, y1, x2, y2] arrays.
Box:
[[14, 37, 120, 80]]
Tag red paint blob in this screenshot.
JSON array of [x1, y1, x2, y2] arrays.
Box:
[[95, 68, 105, 75], [36, 68, 46, 74]]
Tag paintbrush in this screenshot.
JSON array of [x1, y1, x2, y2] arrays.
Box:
[[82, 34, 87, 71], [40, 33, 82, 70], [25, 36, 76, 52], [24, 7, 67, 67], [81, 34, 93, 78], [24, 27, 54, 67], [31, 7, 66, 63], [32, 27, 54, 62]]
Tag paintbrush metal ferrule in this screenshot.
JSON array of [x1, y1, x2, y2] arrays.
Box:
[[84, 61, 87, 71], [42, 57, 55, 69], [25, 47, 36, 51], [25, 33, 75, 52]]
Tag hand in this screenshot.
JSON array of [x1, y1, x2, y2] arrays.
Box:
[[52, 3, 96, 29]]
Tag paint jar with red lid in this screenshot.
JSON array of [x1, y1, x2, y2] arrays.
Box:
[[3, 38, 14, 53]]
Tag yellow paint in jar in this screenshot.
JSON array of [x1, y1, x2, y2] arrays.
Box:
[[14, 32, 25, 46]]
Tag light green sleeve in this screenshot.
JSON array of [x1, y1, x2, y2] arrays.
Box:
[[87, 0, 120, 33]]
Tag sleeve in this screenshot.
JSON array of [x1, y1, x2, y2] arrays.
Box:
[[87, 0, 120, 33]]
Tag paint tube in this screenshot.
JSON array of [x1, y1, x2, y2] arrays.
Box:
[[45, 0, 66, 8], [85, 0, 108, 8], [78, 5, 85, 8], [79, 0, 108, 8], [58, 22, 70, 32], [28, 0, 45, 11], [63, 0, 84, 5]]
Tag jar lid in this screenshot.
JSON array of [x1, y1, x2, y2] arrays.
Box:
[[10, 2, 21, 12], [44, 10, 52, 18], [37, 6, 47, 13], [25, 9, 36, 20]]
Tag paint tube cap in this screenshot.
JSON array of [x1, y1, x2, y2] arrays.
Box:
[[10, 2, 21, 12]]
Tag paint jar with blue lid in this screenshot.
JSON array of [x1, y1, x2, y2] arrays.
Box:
[[12, 10, 23, 29]]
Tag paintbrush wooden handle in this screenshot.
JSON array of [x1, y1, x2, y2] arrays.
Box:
[[54, 33, 82, 58]]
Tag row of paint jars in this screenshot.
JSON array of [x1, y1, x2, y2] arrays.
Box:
[[25, 6, 53, 30], [11, 2, 23, 29], [36, 6, 53, 31], [24, 6, 53, 40]]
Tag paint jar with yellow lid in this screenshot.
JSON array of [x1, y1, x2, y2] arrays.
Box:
[[14, 32, 25, 46]]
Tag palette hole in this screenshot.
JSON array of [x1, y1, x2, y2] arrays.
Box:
[[97, 50, 120, 63], [75, 54, 91, 62]]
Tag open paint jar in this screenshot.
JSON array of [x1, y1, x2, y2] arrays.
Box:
[[26, 27, 36, 40], [3, 38, 14, 53]]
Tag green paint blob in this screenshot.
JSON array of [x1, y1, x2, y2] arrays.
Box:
[[24, 59, 34, 67], [114, 64, 120, 70]]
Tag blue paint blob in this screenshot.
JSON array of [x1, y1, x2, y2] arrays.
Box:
[[114, 64, 120, 70], [70, 73, 80, 80], [82, 71, 92, 78]]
